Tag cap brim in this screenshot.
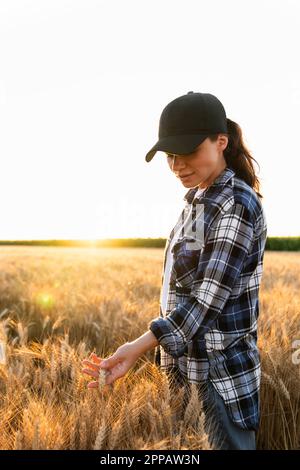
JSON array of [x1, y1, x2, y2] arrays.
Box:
[[145, 133, 209, 162]]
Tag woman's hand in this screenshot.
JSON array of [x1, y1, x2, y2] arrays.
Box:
[[81, 342, 141, 389]]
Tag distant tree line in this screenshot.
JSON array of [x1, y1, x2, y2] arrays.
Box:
[[0, 237, 299, 251]]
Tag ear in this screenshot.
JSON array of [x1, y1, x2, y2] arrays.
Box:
[[218, 134, 229, 151]]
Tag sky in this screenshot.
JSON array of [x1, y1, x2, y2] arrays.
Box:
[[0, 0, 299, 240]]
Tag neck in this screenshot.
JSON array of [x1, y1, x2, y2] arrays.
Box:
[[197, 161, 227, 189]]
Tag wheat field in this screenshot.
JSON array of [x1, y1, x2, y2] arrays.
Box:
[[0, 246, 299, 450]]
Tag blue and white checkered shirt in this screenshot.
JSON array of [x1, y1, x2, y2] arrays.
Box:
[[148, 166, 268, 431]]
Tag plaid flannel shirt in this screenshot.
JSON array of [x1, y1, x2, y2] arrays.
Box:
[[148, 166, 268, 431]]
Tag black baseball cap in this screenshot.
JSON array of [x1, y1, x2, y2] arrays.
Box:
[[145, 91, 228, 162]]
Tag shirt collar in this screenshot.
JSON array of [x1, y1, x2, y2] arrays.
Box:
[[183, 166, 235, 204]]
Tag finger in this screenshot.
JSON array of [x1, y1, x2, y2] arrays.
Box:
[[89, 352, 102, 364], [105, 367, 125, 385], [82, 368, 100, 379], [99, 354, 119, 370], [82, 359, 100, 371], [87, 380, 99, 388], [92, 354, 102, 364], [87, 380, 112, 392]]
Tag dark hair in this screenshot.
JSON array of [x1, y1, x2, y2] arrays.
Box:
[[209, 118, 263, 199]]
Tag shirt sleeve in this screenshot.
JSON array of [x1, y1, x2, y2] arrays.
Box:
[[148, 202, 254, 358]]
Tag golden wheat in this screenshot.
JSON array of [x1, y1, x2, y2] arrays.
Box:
[[0, 246, 299, 449]]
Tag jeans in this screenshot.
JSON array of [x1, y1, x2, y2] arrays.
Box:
[[167, 367, 257, 451], [197, 379, 257, 450]]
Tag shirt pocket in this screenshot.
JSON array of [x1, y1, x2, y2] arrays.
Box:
[[172, 237, 203, 288]]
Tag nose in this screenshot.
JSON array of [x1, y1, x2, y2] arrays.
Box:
[[170, 155, 186, 172]]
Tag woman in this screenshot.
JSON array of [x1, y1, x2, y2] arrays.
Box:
[[81, 92, 268, 450]]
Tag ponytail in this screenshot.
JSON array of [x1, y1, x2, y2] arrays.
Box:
[[209, 118, 263, 199]]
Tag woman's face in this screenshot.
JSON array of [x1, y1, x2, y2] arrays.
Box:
[[166, 134, 228, 188]]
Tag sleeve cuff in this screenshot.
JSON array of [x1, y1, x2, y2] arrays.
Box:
[[148, 315, 189, 358]]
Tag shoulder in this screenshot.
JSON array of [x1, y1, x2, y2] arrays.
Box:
[[232, 176, 261, 217], [231, 175, 267, 234], [202, 171, 267, 237]]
